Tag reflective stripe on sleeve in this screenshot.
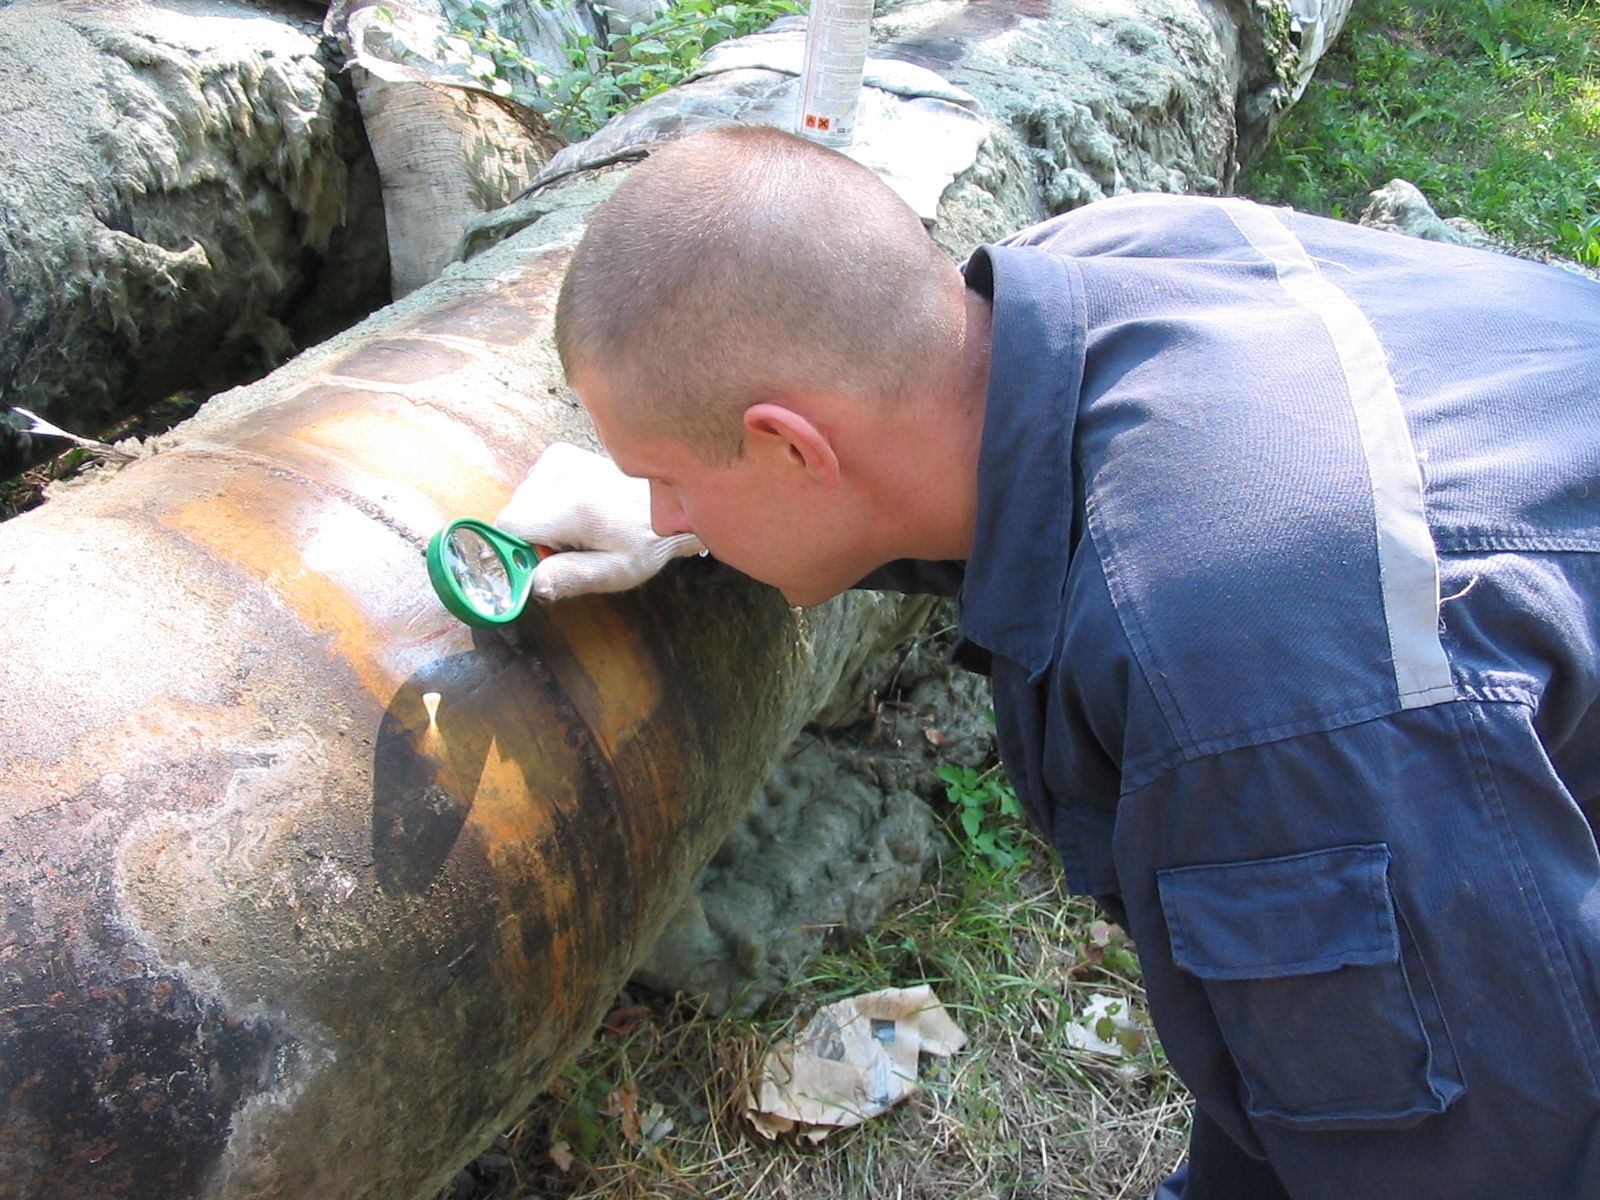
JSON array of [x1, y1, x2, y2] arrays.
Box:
[[1215, 200, 1455, 709]]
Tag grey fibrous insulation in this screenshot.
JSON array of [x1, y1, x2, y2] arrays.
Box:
[[0, 0, 389, 435]]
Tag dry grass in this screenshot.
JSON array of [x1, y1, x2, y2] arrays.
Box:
[[451, 840, 1191, 1200]]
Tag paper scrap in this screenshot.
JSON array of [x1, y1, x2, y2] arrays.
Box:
[[1062, 992, 1149, 1081], [745, 984, 967, 1142]]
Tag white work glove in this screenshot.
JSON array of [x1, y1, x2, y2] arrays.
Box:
[[494, 442, 705, 602]]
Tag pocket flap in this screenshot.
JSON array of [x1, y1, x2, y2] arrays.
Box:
[[1159, 844, 1398, 980]]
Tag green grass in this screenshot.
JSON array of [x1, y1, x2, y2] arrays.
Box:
[[456, 831, 1185, 1200], [1240, 0, 1600, 263]]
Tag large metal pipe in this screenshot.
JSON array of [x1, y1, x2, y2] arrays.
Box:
[[0, 196, 908, 1197]]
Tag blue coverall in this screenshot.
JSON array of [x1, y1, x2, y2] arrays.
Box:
[[877, 194, 1600, 1198]]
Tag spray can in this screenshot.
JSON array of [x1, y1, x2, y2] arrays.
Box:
[[796, 0, 873, 147]]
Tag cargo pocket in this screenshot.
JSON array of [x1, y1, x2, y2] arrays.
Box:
[[1158, 844, 1464, 1130]]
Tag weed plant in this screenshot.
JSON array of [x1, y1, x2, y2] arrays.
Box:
[[441, 0, 801, 140], [1241, 0, 1600, 263], [937, 748, 1030, 873]]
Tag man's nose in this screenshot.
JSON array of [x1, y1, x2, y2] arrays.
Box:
[[649, 481, 692, 537]]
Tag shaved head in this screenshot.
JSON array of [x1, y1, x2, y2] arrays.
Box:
[[554, 124, 964, 462]]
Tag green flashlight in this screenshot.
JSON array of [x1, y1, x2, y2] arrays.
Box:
[[426, 518, 550, 628]]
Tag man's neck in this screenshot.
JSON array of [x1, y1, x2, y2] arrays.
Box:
[[941, 287, 993, 559], [867, 287, 991, 562]]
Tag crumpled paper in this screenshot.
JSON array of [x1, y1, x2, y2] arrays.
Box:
[[1062, 992, 1144, 1058], [1060, 992, 1151, 1083], [745, 985, 967, 1142]]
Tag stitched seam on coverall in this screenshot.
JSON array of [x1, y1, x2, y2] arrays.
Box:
[[1457, 699, 1600, 1095]]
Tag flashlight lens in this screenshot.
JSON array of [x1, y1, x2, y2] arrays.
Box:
[[445, 526, 515, 617]]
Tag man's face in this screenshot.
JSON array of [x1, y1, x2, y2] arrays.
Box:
[[576, 371, 867, 607]]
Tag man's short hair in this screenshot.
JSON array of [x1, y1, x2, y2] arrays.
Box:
[[554, 124, 958, 463]]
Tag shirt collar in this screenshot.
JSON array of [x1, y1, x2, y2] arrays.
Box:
[[956, 243, 1086, 680]]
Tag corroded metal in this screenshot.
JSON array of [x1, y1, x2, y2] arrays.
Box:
[[0, 204, 886, 1199]]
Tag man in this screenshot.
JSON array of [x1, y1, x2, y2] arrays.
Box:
[[497, 123, 1600, 1198]]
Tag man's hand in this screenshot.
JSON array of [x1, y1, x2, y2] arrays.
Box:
[[494, 442, 705, 602]]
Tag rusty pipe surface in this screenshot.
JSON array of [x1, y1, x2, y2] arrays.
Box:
[[0, 181, 900, 1199]]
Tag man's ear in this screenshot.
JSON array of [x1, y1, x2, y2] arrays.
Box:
[[743, 402, 840, 485]]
